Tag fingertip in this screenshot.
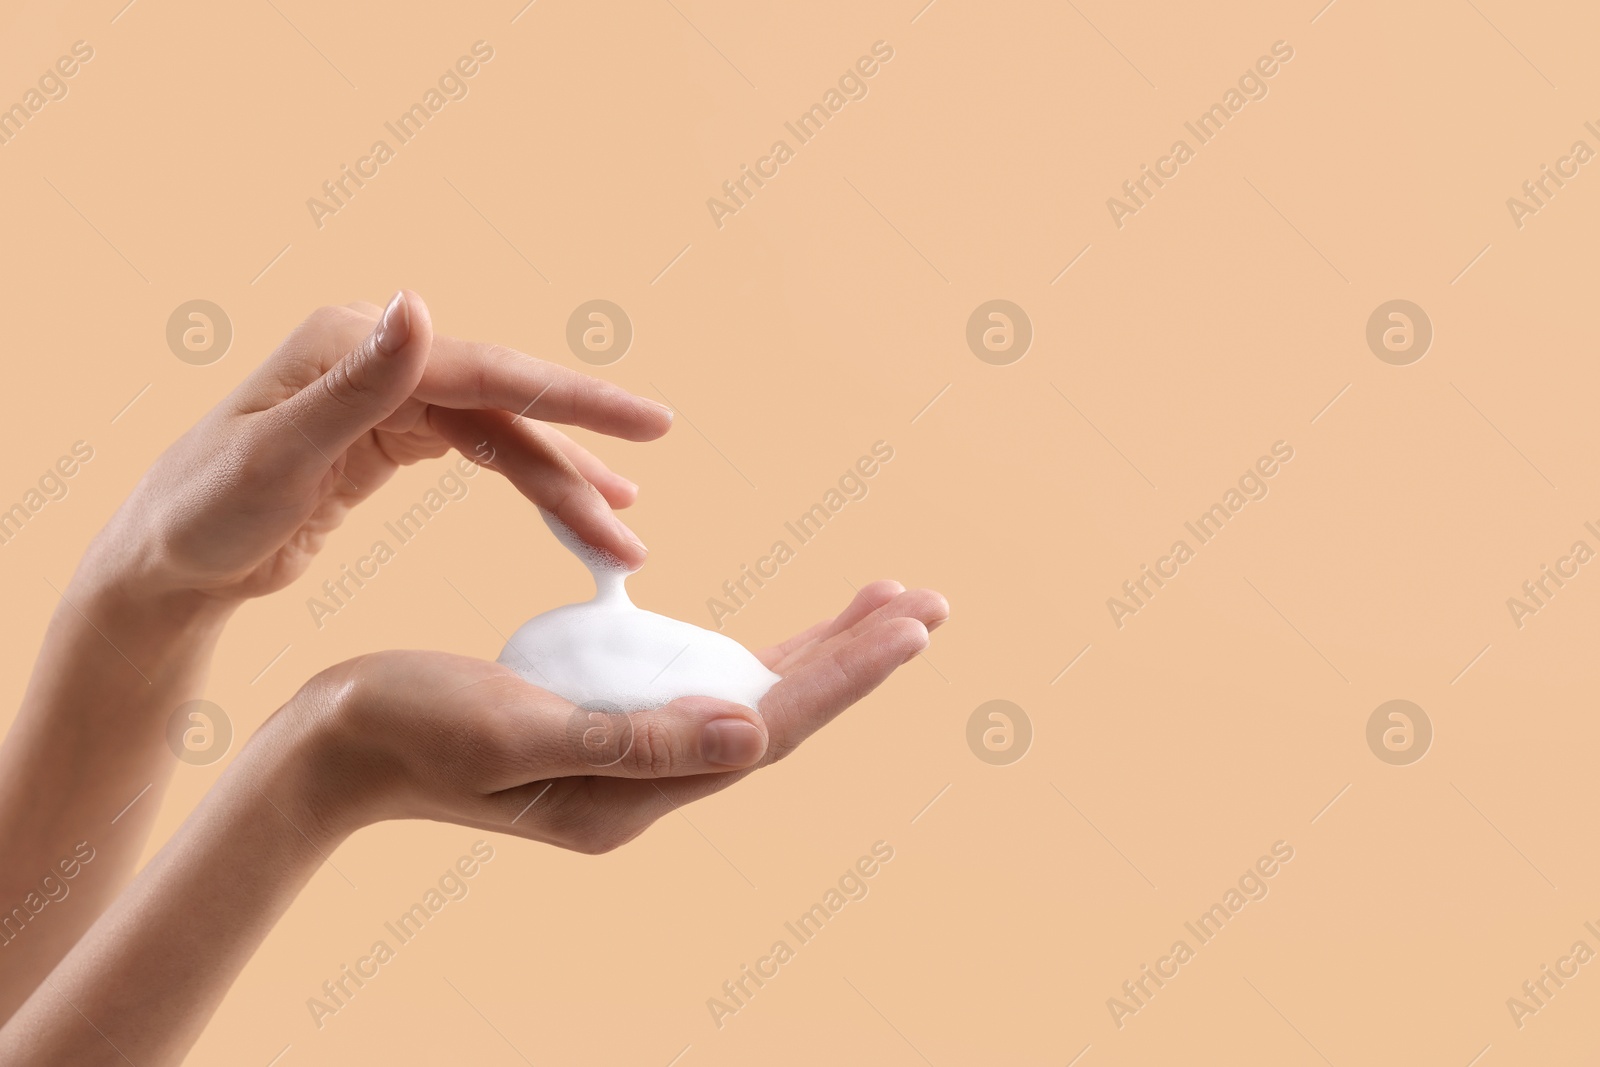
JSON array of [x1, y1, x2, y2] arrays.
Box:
[[642, 399, 675, 436], [588, 393, 672, 443], [374, 291, 408, 353], [375, 289, 431, 361], [816, 578, 906, 642], [886, 588, 950, 632], [398, 288, 430, 334], [604, 477, 640, 509], [612, 398, 673, 442], [861, 578, 906, 605], [554, 475, 648, 569], [612, 518, 649, 569], [566, 517, 646, 571], [889, 616, 930, 660]]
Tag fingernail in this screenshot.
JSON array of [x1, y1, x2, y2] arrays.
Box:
[[617, 517, 647, 557], [700, 719, 765, 767], [646, 399, 674, 422], [375, 291, 409, 353]]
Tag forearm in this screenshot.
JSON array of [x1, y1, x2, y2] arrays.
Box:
[[0, 713, 340, 1065], [0, 542, 234, 1018]]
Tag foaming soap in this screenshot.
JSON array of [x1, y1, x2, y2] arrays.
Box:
[[497, 511, 780, 713]]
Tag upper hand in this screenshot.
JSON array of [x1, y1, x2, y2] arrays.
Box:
[[99, 291, 671, 604]]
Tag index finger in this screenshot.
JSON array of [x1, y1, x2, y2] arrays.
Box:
[[415, 335, 673, 442]]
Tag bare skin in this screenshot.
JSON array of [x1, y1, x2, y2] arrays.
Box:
[[0, 291, 671, 1020], [0, 289, 949, 1062], [0, 582, 946, 1064]]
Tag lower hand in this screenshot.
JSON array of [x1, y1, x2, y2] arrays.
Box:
[[0, 582, 945, 1064], [267, 580, 949, 850]]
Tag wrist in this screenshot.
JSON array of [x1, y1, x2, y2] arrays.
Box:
[[244, 665, 385, 847], [64, 554, 235, 663], [78, 502, 232, 600]]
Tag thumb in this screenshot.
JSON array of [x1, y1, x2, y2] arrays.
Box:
[[280, 290, 431, 458], [551, 697, 770, 780]]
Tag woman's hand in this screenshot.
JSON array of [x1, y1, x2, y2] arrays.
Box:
[[0, 582, 947, 1065], [289, 580, 948, 850], [96, 290, 670, 605]]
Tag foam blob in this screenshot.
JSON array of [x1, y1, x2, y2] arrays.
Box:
[[498, 511, 780, 713]]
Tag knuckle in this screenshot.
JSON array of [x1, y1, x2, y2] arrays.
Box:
[[317, 347, 375, 410], [629, 717, 680, 777], [552, 474, 600, 520], [222, 416, 278, 491], [317, 303, 367, 327], [306, 304, 357, 333], [544, 466, 609, 535], [482, 344, 522, 366], [303, 305, 337, 330], [476, 345, 523, 399]]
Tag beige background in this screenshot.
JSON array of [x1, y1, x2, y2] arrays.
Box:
[[2, 0, 1597, 1062]]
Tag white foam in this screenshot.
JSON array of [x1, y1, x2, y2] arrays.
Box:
[[497, 510, 780, 713]]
